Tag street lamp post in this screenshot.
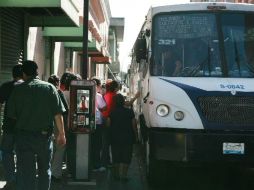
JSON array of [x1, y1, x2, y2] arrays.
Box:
[[82, 0, 89, 79]]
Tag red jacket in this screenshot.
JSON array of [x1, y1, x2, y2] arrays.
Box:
[[102, 91, 116, 118]]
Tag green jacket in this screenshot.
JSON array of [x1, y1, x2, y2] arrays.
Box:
[[7, 77, 65, 132]]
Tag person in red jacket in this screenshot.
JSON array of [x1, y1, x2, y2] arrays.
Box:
[[101, 80, 119, 167]]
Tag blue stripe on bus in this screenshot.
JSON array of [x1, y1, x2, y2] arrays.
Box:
[[159, 78, 254, 130]]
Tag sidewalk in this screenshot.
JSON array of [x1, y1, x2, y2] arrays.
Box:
[[51, 145, 146, 190], [0, 145, 146, 190]]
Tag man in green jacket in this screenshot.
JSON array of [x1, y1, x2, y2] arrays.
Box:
[[7, 60, 66, 190]]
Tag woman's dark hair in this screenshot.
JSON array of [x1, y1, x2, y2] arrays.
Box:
[[108, 80, 119, 92], [60, 72, 79, 90], [48, 74, 60, 87], [92, 78, 101, 86], [114, 93, 125, 108]]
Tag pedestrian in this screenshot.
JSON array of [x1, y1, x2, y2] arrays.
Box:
[[0, 64, 23, 190], [7, 60, 66, 190], [48, 74, 69, 181], [101, 80, 119, 167], [60, 71, 79, 106], [107, 93, 138, 181], [59, 71, 80, 176], [91, 78, 107, 172]]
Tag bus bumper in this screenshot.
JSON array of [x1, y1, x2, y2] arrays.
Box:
[[149, 128, 254, 166]]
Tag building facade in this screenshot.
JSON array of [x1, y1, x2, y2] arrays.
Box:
[[107, 17, 125, 81], [0, 0, 124, 84]]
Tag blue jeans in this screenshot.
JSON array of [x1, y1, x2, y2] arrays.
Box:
[[1, 132, 16, 183], [101, 126, 111, 166], [15, 131, 53, 190]]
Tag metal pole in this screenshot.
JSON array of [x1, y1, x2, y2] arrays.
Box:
[[82, 0, 89, 79]]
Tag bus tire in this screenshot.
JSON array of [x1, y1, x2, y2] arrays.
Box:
[[147, 158, 168, 187], [145, 141, 166, 186]]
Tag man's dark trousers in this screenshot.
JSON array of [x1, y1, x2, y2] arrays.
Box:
[[1, 132, 16, 183], [15, 131, 53, 190]]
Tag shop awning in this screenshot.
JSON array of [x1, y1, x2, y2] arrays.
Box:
[[91, 56, 111, 64], [0, 0, 80, 26], [63, 42, 83, 51], [43, 23, 107, 58], [43, 25, 92, 42], [63, 40, 104, 57]]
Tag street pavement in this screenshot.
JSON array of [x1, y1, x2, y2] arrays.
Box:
[[51, 145, 146, 190], [0, 145, 146, 190]]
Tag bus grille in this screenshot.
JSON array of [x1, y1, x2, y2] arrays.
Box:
[[198, 96, 254, 125]]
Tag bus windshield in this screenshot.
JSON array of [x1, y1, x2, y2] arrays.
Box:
[[151, 12, 254, 78]]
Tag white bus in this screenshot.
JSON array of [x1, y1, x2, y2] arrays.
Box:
[[128, 2, 254, 183]]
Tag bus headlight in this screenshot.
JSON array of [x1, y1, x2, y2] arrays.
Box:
[[174, 111, 184, 121], [156, 104, 169, 117]]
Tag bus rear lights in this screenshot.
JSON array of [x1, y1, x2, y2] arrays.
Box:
[[156, 104, 169, 117], [174, 111, 184, 121]]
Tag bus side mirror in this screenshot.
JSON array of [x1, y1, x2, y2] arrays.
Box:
[[135, 38, 147, 63]]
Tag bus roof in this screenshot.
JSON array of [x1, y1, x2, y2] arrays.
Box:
[[150, 2, 254, 16]]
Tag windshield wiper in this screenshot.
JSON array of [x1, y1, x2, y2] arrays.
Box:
[[234, 40, 241, 76], [233, 40, 254, 75]]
